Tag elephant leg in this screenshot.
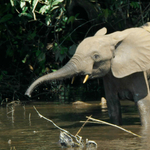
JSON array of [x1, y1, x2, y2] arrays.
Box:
[[132, 72, 150, 128], [106, 95, 122, 125], [137, 94, 150, 128], [103, 72, 122, 125]]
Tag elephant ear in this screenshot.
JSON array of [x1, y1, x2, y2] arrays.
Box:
[[111, 28, 150, 78], [95, 27, 107, 36]]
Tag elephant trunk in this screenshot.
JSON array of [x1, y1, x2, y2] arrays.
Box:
[[25, 61, 78, 97]]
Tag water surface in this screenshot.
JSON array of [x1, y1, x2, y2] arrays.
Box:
[[0, 100, 149, 149]]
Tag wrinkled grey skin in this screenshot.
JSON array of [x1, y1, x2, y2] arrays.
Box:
[[25, 22, 150, 128]]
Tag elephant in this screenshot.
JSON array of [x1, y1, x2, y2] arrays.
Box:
[[25, 22, 150, 128]]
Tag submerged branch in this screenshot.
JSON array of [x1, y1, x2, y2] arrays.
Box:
[[75, 115, 92, 137], [33, 106, 70, 133], [33, 106, 98, 148], [33, 106, 83, 145], [80, 116, 141, 138]]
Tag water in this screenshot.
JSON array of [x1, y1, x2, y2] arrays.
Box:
[[0, 100, 149, 150]]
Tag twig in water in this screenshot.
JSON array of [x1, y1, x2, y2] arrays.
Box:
[[33, 106, 83, 145], [75, 115, 92, 137], [80, 116, 141, 138], [33, 106, 98, 148]]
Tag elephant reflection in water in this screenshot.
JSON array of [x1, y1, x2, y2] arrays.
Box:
[[25, 22, 150, 128]]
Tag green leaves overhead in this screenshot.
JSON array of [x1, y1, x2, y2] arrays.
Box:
[[39, 0, 64, 14], [10, 0, 64, 21], [39, 5, 51, 14], [52, 0, 63, 6], [20, 1, 26, 8], [3, 0, 150, 102]]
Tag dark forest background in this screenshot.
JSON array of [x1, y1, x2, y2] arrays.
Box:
[[0, 0, 150, 103]]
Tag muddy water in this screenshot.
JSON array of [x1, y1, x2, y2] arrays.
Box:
[[0, 100, 150, 150]]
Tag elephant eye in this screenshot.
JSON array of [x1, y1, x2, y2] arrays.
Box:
[[94, 54, 99, 59], [92, 53, 101, 62]]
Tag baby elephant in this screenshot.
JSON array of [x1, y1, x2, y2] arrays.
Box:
[[26, 22, 150, 128]]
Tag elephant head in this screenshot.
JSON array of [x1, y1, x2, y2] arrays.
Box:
[[25, 23, 150, 97]]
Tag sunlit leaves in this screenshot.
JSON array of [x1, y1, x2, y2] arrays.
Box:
[[52, 0, 63, 5], [45, 15, 51, 25], [39, 5, 51, 14], [9, 0, 69, 75], [22, 54, 29, 63], [18, 12, 33, 18], [20, 1, 26, 8], [10, 0, 66, 27], [32, 0, 39, 9], [10, 0, 15, 6]]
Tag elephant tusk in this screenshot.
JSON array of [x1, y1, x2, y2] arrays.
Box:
[[83, 75, 89, 84], [71, 76, 75, 84]]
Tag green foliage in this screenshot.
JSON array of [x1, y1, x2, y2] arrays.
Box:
[[99, 1, 150, 30], [0, 14, 13, 23], [1, 0, 150, 102], [130, 2, 140, 8], [67, 13, 79, 25], [0, 0, 70, 101]]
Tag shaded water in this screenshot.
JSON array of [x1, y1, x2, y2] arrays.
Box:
[[0, 100, 150, 150]]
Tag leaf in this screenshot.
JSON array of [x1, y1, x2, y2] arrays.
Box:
[[75, 13, 79, 18], [42, 68, 46, 73], [19, 12, 33, 18], [38, 52, 45, 62], [20, 1, 26, 8], [22, 58, 26, 63], [0, 75, 3, 81], [36, 50, 41, 56], [67, 16, 75, 24], [22, 6, 28, 12], [60, 46, 68, 54], [130, 2, 140, 8], [63, 16, 68, 23], [45, 15, 51, 25], [52, 69, 57, 72], [52, 0, 64, 6], [51, 6, 59, 11], [102, 9, 111, 21], [10, 0, 14, 6], [68, 44, 77, 55], [27, 30, 36, 40], [26, 0, 31, 4], [22, 54, 29, 63], [55, 28, 62, 32], [2, 71, 7, 75], [32, 0, 39, 16], [0, 14, 13, 23], [39, 5, 51, 14], [59, 55, 66, 62], [6, 47, 14, 57], [32, 0, 39, 8]]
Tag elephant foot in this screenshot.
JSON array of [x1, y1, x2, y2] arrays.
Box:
[[110, 114, 122, 125], [107, 98, 122, 125], [108, 106, 122, 125], [137, 96, 150, 129]]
